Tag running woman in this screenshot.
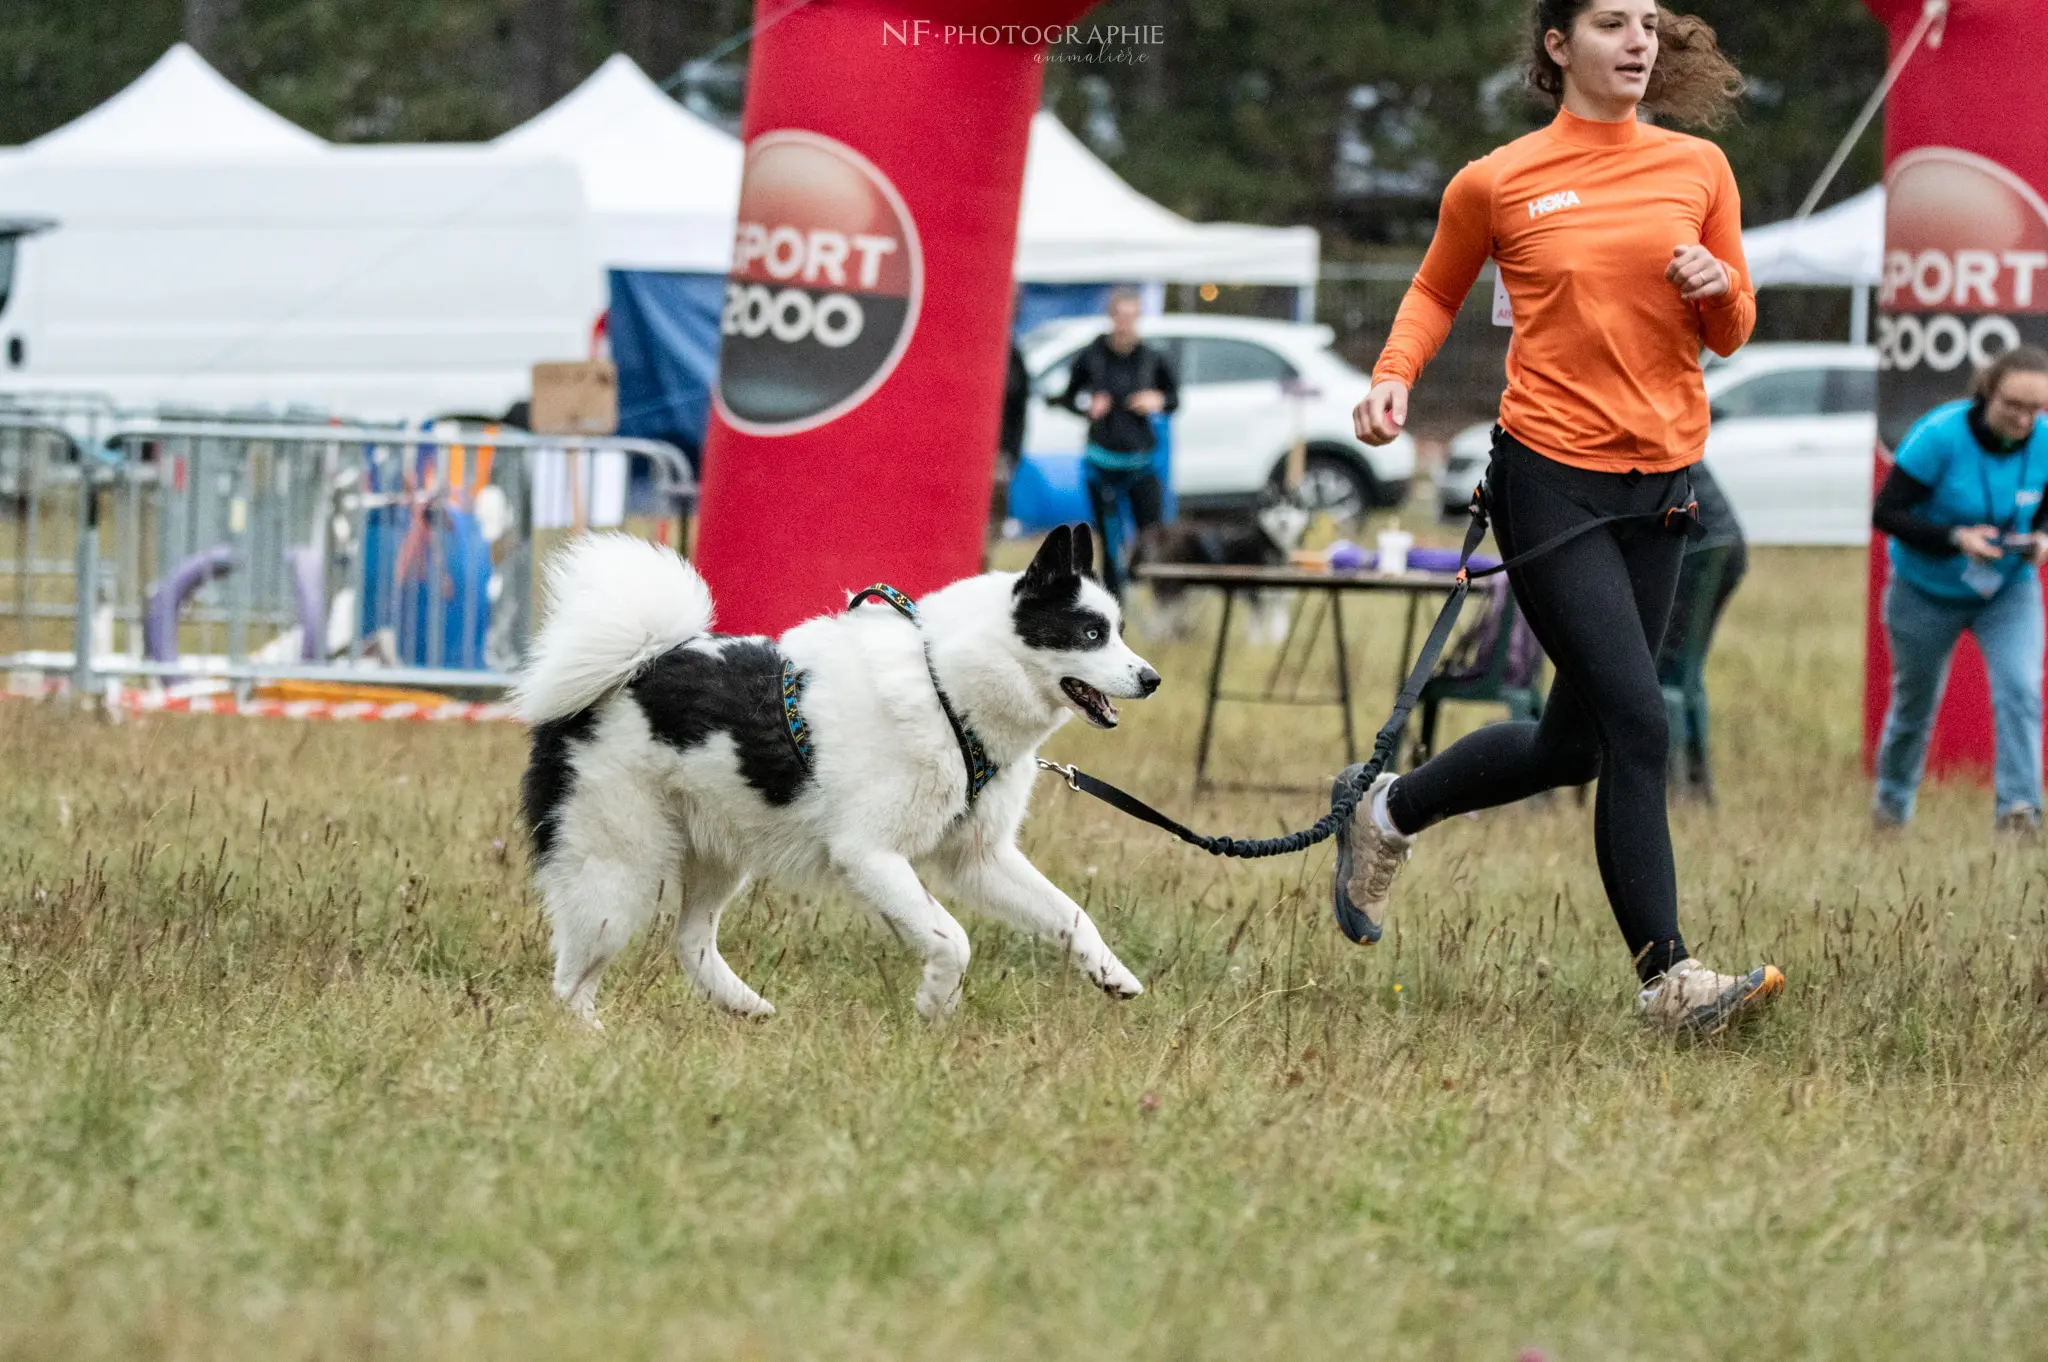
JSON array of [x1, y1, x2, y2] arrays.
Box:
[[1334, 0, 1783, 1035]]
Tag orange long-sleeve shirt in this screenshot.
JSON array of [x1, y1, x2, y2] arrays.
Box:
[[1374, 108, 1756, 473]]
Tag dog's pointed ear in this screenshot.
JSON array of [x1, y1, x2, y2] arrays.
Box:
[[1070, 522, 1097, 579], [1019, 524, 1074, 596]]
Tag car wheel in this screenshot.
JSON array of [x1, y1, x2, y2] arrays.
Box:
[[1284, 450, 1376, 531]]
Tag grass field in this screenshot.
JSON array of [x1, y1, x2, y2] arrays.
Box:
[[5, 544, 2048, 1361]]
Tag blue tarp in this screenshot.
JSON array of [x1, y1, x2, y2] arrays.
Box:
[[606, 268, 723, 468], [1006, 415, 1175, 539], [606, 277, 1123, 462], [1013, 282, 1112, 340]]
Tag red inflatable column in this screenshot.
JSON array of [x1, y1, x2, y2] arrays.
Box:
[[694, 1, 1098, 636], [1862, 0, 2048, 778]]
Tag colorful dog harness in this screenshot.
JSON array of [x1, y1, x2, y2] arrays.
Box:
[[849, 584, 998, 807], [779, 658, 813, 765], [775, 584, 998, 810]]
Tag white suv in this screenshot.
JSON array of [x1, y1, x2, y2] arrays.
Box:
[[1022, 315, 1417, 526], [1433, 342, 1879, 545]]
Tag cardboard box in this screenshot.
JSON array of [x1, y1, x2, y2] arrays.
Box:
[[530, 360, 619, 435]]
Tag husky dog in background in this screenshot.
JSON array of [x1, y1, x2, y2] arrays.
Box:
[[515, 524, 1159, 1025], [1137, 499, 1311, 644]]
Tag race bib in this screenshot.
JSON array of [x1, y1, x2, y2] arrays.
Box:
[[1491, 270, 1513, 328]]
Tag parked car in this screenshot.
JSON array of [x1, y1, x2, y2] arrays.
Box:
[[1433, 342, 1879, 545], [1434, 419, 1497, 517], [1021, 314, 1416, 528]]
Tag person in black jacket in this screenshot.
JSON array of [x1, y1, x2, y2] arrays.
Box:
[[989, 339, 1031, 534], [999, 340, 1029, 468], [1055, 288, 1179, 597], [1657, 458, 1747, 798]]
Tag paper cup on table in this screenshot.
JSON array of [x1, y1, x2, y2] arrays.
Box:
[[1376, 530, 1413, 574]]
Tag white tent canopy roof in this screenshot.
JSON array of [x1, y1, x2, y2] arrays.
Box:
[[1016, 110, 1317, 287], [493, 67, 1317, 287], [493, 54, 742, 274], [1741, 184, 1884, 288], [26, 43, 325, 159], [26, 47, 1317, 288]]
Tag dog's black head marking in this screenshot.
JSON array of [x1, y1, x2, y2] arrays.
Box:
[[1014, 523, 1112, 653]]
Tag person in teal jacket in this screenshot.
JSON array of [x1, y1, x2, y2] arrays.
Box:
[[1872, 345, 2048, 833]]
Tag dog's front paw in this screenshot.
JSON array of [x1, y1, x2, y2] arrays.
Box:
[[1095, 962, 1144, 1000], [914, 977, 965, 1022]]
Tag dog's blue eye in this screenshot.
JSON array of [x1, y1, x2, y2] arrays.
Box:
[[1086, 628, 1100, 641]]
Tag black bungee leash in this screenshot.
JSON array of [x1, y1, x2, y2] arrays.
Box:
[[1036, 479, 1701, 859]]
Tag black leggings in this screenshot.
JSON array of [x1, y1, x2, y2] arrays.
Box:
[[1386, 429, 1693, 982]]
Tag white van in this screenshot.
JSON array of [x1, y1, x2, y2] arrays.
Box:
[[0, 149, 601, 421]]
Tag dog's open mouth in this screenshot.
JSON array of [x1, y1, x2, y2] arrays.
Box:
[[1060, 678, 1119, 729]]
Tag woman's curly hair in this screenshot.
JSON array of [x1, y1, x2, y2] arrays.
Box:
[[1528, 2, 1746, 128]]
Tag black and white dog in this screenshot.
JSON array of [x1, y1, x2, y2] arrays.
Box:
[[515, 524, 1158, 1025]]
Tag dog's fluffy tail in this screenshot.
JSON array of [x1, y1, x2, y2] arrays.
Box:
[[513, 533, 713, 725]]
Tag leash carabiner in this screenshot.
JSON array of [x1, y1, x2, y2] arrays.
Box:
[[1664, 499, 1705, 538], [1035, 757, 1083, 791]]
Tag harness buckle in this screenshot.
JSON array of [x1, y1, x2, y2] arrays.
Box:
[[1036, 757, 1082, 791]]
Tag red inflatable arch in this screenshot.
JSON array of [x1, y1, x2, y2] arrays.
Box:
[[693, 0, 1102, 635], [1862, 0, 2048, 779]]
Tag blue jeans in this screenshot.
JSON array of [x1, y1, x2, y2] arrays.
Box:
[[1082, 452, 1163, 599], [1875, 572, 2045, 822]]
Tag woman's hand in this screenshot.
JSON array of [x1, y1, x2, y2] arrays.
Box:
[[1353, 380, 1410, 446], [1954, 524, 2006, 563], [1127, 389, 1167, 416], [1667, 245, 1731, 302]]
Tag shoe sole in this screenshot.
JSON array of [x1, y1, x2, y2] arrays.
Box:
[[1329, 764, 1381, 945], [1680, 965, 1786, 1038]]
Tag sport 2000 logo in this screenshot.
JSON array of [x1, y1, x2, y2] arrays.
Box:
[[715, 130, 924, 437], [1876, 147, 2048, 448]]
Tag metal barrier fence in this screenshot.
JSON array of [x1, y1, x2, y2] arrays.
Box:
[[0, 411, 693, 699], [1316, 262, 1511, 434]]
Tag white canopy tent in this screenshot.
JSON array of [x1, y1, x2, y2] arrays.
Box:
[[1016, 110, 1318, 288], [493, 63, 1318, 290], [24, 42, 326, 159], [0, 47, 603, 422], [1742, 185, 1884, 288], [1740, 185, 1884, 343], [492, 54, 741, 274]]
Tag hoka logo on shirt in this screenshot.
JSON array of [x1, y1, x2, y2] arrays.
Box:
[[1528, 189, 1582, 218]]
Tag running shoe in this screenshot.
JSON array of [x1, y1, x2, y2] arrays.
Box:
[[1330, 768, 1411, 945], [1637, 959, 1785, 1037], [1996, 806, 2042, 838]]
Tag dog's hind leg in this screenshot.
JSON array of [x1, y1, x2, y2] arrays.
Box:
[[672, 855, 774, 1019], [538, 794, 678, 1027], [831, 849, 971, 1021], [539, 852, 668, 1027], [937, 844, 1142, 1000]]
